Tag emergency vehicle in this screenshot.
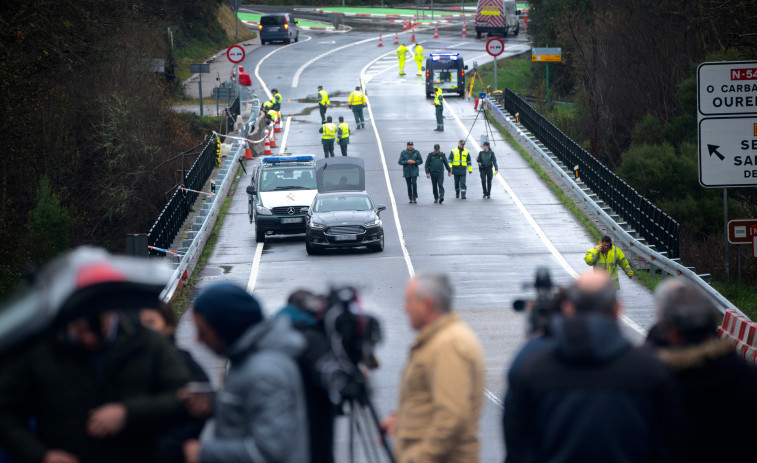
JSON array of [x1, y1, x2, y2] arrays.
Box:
[[475, 0, 521, 39], [425, 53, 468, 98]]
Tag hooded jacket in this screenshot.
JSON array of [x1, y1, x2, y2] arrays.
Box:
[[504, 314, 681, 463], [200, 317, 309, 463], [655, 337, 757, 463]]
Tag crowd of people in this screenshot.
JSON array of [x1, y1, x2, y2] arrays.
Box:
[[0, 248, 756, 463]]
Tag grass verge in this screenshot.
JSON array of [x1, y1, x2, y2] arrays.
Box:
[[171, 169, 245, 317], [712, 282, 757, 320]]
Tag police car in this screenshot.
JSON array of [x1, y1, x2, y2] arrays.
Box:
[[245, 156, 317, 243], [425, 52, 468, 98]]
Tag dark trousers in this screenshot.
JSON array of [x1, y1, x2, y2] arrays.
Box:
[[480, 167, 493, 195], [338, 141, 348, 156], [352, 106, 365, 127], [405, 176, 418, 200], [435, 105, 444, 129], [430, 173, 445, 200], [322, 140, 335, 157], [454, 174, 467, 197], [319, 104, 327, 123]]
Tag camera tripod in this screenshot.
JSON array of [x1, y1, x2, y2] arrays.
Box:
[[463, 102, 498, 149], [342, 376, 396, 463]]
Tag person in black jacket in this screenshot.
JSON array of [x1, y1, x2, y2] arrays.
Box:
[[275, 290, 336, 463], [139, 304, 210, 463], [504, 271, 681, 463], [648, 280, 757, 463]]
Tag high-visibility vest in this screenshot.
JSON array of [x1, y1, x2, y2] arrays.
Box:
[[338, 122, 349, 139], [267, 110, 277, 121], [434, 89, 443, 106], [349, 91, 366, 106], [451, 148, 472, 172], [585, 246, 633, 286], [319, 90, 330, 105], [414, 45, 424, 61], [273, 93, 282, 104], [262, 100, 273, 110], [397, 45, 408, 59], [321, 123, 337, 140]]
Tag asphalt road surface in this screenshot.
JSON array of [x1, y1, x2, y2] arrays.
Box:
[[177, 26, 655, 462]]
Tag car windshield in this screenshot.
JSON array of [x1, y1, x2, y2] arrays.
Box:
[[314, 195, 373, 213], [259, 167, 316, 192], [261, 16, 286, 26]]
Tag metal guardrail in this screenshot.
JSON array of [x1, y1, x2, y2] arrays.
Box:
[[484, 96, 744, 316], [503, 89, 680, 259]]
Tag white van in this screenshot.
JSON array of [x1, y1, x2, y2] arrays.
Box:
[[475, 0, 520, 39]]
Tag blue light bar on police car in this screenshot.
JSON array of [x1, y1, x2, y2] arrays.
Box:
[[262, 155, 315, 163], [431, 53, 460, 61]]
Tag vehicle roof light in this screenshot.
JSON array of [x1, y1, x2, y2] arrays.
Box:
[[262, 155, 315, 164], [431, 53, 460, 61]]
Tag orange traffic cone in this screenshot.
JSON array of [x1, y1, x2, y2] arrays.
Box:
[[378, 33, 383, 47], [263, 133, 271, 155], [411, 27, 416, 42], [274, 113, 281, 132], [394, 33, 399, 45], [245, 142, 253, 160], [462, 22, 467, 38], [402, 20, 407, 31], [269, 125, 277, 148], [434, 25, 439, 39]]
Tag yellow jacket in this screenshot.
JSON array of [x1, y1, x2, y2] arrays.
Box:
[[414, 45, 424, 62], [318, 89, 330, 106], [397, 44, 408, 59], [395, 313, 484, 463], [348, 90, 366, 106], [585, 244, 633, 289]]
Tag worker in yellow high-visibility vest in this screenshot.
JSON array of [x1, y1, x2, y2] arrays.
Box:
[[585, 235, 634, 290], [397, 43, 409, 76], [317, 85, 330, 124], [448, 140, 472, 199], [319, 116, 337, 158], [348, 86, 366, 129], [336, 116, 350, 156], [413, 43, 424, 76]]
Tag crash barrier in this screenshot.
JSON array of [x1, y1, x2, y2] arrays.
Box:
[[718, 310, 757, 364], [484, 96, 744, 317], [502, 89, 680, 259]]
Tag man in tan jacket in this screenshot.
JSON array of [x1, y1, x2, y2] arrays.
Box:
[[381, 273, 485, 463]]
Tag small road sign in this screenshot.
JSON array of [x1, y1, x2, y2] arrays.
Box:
[[532, 47, 561, 62], [213, 87, 237, 100], [727, 219, 757, 244], [227, 45, 245, 64], [698, 116, 757, 187], [697, 61, 757, 116], [189, 64, 210, 74], [486, 37, 505, 57]]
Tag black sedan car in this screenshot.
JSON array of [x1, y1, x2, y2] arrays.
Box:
[[305, 192, 386, 254]]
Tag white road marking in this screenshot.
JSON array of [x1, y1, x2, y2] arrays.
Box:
[[444, 101, 647, 337], [292, 35, 387, 88], [278, 116, 292, 154], [254, 35, 313, 99], [247, 242, 265, 293]]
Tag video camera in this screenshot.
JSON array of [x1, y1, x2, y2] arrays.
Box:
[[512, 267, 565, 336]]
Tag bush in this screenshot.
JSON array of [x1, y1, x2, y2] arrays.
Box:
[[26, 177, 71, 266]]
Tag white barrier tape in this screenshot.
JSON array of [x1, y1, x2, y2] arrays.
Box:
[[148, 246, 185, 256], [180, 187, 215, 197]]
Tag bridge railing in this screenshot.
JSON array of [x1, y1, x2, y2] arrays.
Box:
[[504, 89, 680, 258], [485, 95, 743, 316]]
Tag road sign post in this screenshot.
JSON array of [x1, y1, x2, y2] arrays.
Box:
[[486, 37, 504, 91], [697, 60, 757, 281], [190, 64, 210, 116]]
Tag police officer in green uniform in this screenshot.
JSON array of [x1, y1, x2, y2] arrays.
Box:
[[337, 116, 350, 156], [318, 85, 330, 124], [434, 87, 444, 132], [476, 141, 499, 198], [425, 144, 451, 204], [449, 140, 472, 199], [319, 116, 337, 157], [271, 89, 283, 111], [398, 141, 423, 203]]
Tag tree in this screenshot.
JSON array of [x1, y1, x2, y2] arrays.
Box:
[[26, 176, 71, 266]]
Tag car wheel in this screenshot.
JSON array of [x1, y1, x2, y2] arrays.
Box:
[[306, 241, 317, 255], [261, 39, 266, 45], [285, 38, 291, 44], [369, 234, 384, 252], [295, 33, 299, 43], [255, 224, 265, 243]]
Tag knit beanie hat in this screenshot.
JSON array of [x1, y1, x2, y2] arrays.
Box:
[[194, 282, 263, 346]]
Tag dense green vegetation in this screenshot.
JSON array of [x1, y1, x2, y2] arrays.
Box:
[[0, 0, 252, 296]]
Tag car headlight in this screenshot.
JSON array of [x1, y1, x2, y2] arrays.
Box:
[[309, 220, 326, 230], [256, 205, 272, 215], [364, 218, 382, 228]]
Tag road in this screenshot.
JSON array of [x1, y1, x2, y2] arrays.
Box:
[[177, 26, 656, 462]]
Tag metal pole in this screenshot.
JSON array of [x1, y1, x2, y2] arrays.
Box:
[[494, 58, 498, 92], [724, 188, 729, 282], [738, 245, 741, 285], [545, 43, 550, 105], [198, 73, 204, 116]]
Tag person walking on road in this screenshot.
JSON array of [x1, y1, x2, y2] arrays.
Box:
[[425, 144, 451, 204], [413, 43, 424, 76], [319, 116, 337, 158], [397, 43, 409, 76], [585, 235, 633, 290], [449, 140, 472, 199], [336, 116, 350, 157], [182, 282, 309, 463], [317, 85, 329, 124], [381, 273, 485, 463], [398, 142, 423, 204], [433, 87, 444, 131], [348, 86, 366, 129], [504, 271, 681, 463], [476, 141, 498, 198]]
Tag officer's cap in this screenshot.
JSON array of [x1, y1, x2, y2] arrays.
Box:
[[459, 139, 465, 145]]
